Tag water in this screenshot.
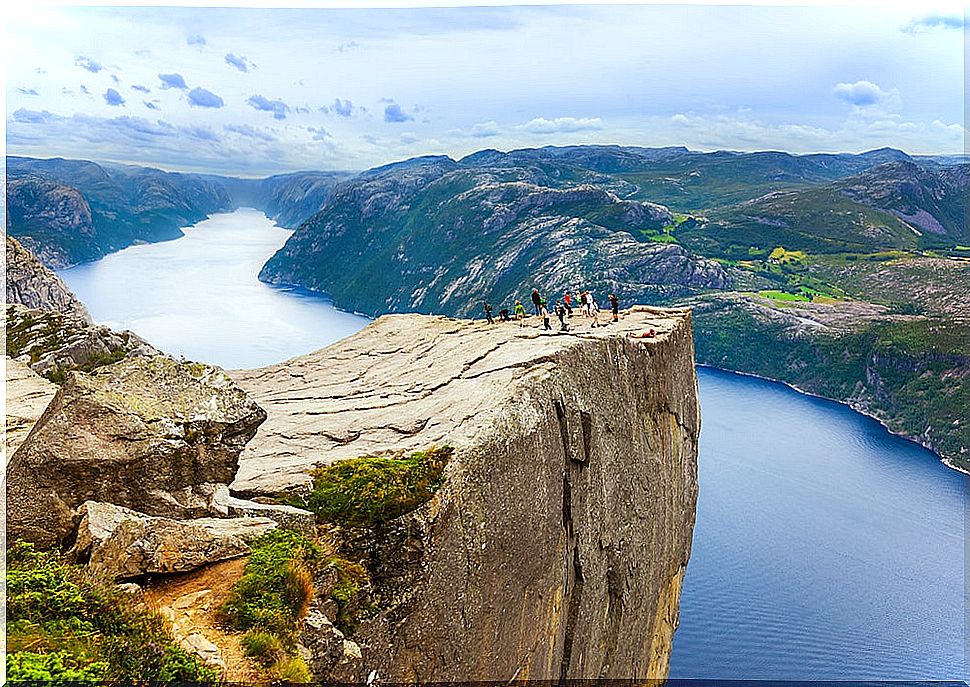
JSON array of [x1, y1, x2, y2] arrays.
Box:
[[59, 208, 369, 369], [59, 210, 966, 679], [670, 368, 966, 680]]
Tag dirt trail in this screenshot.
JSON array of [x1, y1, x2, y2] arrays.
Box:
[[144, 557, 264, 683]]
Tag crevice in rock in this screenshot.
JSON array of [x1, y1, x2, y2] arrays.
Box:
[[580, 410, 593, 465], [554, 399, 571, 464], [558, 455, 584, 681]]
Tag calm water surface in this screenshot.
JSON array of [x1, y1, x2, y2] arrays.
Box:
[[59, 209, 966, 679], [59, 208, 368, 369]]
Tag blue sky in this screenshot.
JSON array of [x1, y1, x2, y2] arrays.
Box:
[[4, 2, 965, 175]]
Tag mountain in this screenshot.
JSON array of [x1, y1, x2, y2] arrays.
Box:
[[249, 171, 354, 227], [259, 158, 729, 316], [6, 156, 233, 267]]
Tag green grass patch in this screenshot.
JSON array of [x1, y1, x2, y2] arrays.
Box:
[[5, 541, 217, 683], [300, 446, 452, 528], [759, 290, 810, 302]]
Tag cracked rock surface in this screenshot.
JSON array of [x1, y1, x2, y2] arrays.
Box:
[[230, 307, 699, 681]]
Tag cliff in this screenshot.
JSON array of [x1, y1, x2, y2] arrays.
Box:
[[6, 236, 92, 321], [230, 307, 699, 681]]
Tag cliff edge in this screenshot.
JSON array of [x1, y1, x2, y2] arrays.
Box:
[[230, 307, 699, 681]]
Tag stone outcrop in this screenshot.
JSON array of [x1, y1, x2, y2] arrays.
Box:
[[4, 356, 58, 462], [71, 500, 277, 580], [6, 304, 157, 378], [5, 236, 92, 321], [6, 355, 267, 547], [230, 307, 699, 681]]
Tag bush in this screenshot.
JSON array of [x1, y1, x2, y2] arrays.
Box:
[[220, 530, 322, 641], [273, 656, 313, 682], [241, 630, 284, 666], [5, 541, 217, 683], [301, 446, 452, 527]]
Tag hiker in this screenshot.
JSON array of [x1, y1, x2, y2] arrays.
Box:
[[580, 290, 590, 317], [564, 291, 574, 317], [555, 302, 568, 331], [540, 301, 552, 331], [531, 288, 542, 316], [499, 308, 511, 322], [514, 299, 526, 326], [608, 293, 619, 322], [589, 293, 601, 328], [483, 300, 494, 325]]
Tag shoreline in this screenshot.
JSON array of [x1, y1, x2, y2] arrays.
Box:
[[696, 363, 969, 478]]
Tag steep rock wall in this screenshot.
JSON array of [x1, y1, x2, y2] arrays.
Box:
[[231, 307, 699, 681]]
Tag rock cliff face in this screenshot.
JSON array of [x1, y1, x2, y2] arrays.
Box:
[[230, 307, 699, 681], [5, 236, 92, 321]]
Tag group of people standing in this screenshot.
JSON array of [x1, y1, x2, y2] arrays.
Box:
[[481, 288, 619, 332]]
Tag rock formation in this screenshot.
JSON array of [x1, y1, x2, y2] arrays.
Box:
[[71, 501, 278, 580], [4, 356, 58, 461], [6, 304, 156, 378], [5, 236, 92, 321], [230, 307, 699, 681], [6, 355, 267, 547]]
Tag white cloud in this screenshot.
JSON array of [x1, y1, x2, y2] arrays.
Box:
[[832, 80, 894, 107], [519, 116, 602, 134]]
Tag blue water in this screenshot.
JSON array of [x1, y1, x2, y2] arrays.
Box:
[[670, 368, 966, 680], [59, 209, 966, 679], [59, 208, 369, 369]]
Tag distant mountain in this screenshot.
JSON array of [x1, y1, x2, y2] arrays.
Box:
[[6, 156, 233, 267], [259, 157, 730, 316], [250, 171, 354, 228]]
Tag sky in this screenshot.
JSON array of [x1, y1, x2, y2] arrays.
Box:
[[4, 2, 966, 175]]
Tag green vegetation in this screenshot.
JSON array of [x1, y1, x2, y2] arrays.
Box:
[[298, 446, 452, 528], [758, 290, 811, 302], [693, 301, 970, 469], [5, 541, 217, 683], [241, 630, 285, 666]]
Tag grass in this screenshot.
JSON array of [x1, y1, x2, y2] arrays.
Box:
[[5, 541, 217, 683], [758, 290, 811, 302], [298, 446, 452, 528]]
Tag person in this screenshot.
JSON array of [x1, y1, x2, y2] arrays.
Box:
[[482, 300, 494, 325], [608, 293, 619, 322], [589, 293, 601, 328], [564, 291, 573, 317], [540, 301, 552, 330], [531, 288, 542, 316], [580, 291, 590, 317], [499, 308, 511, 322], [514, 299, 526, 326], [555, 302, 568, 331]]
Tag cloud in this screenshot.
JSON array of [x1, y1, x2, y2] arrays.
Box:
[[225, 53, 252, 73], [333, 98, 354, 117], [520, 116, 602, 134], [80, 85, 90, 95], [75, 56, 103, 73], [902, 13, 964, 34], [451, 120, 501, 138], [131, 85, 150, 93], [187, 87, 225, 108], [187, 33, 206, 46], [307, 126, 333, 142], [383, 101, 413, 123], [12, 108, 55, 124], [225, 123, 277, 142], [670, 113, 691, 125], [335, 41, 359, 53], [111, 74, 120, 84], [104, 88, 125, 106], [144, 101, 160, 110], [17, 87, 39, 96], [247, 94, 289, 120], [158, 73, 187, 90], [832, 80, 893, 107]]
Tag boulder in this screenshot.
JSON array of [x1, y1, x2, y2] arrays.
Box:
[[300, 610, 364, 682], [71, 501, 276, 580], [4, 356, 58, 462], [6, 355, 267, 547]]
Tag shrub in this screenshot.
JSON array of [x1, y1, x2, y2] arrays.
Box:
[[5, 541, 217, 683], [241, 630, 284, 666], [301, 446, 452, 527], [273, 655, 313, 682], [220, 530, 322, 641]]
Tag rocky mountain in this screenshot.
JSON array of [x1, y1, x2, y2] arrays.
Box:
[[6, 235, 91, 321], [251, 171, 354, 227], [260, 158, 730, 316], [6, 304, 699, 682], [7, 156, 234, 267], [230, 307, 699, 680]]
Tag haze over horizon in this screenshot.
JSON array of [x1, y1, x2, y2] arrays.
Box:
[[5, 4, 965, 176]]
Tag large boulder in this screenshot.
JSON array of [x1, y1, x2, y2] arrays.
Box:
[[4, 356, 58, 462], [6, 355, 267, 547], [70, 501, 277, 580]]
